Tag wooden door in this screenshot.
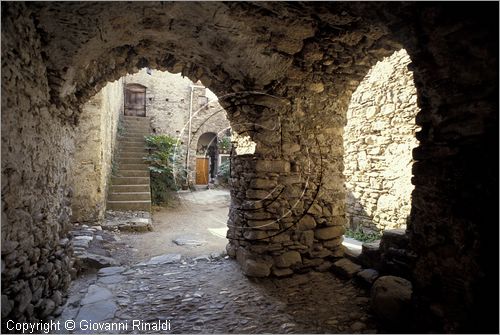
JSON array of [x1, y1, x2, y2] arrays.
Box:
[[125, 84, 146, 116], [195, 158, 209, 185]]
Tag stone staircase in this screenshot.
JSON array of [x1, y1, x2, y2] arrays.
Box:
[[106, 116, 151, 212]]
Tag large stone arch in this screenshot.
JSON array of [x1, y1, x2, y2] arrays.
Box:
[[1, 2, 497, 332]]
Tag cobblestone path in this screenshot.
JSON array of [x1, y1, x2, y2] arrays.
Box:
[[56, 256, 377, 334]]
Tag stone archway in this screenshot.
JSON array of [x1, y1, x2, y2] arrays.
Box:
[[1, 2, 497, 332], [195, 132, 218, 185]]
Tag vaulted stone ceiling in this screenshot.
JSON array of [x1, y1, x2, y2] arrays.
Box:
[[29, 2, 412, 106]]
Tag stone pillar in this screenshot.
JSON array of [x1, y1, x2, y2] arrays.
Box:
[[226, 94, 348, 276]]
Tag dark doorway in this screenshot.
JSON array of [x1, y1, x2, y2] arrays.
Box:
[[124, 83, 147, 116]]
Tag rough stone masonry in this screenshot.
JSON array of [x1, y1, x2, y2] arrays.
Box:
[[1, 2, 497, 333], [344, 49, 419, 232]]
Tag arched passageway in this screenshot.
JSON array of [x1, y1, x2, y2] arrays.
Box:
[[1, 2, 497, 333]]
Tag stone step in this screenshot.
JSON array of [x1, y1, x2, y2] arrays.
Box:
[[117, 137, 143, 143], [116, 170, 149, 177], [123, 131, 149, 136], [120, 142, 147, 148], [110, 184, 150, 193], [123, 120, 150, 125], [123, 121, 149, 126], [119, 163, 149, 171], [119, 158, 147, 165], [119, 142, 147, 148], [118, 151, 148, 160], [123, 117, 151, 124], [120, 148, 147, 154], [111, 177, 150, 185], [106, 200, 151, 211], [108, 192, 151, 201], [123, 126, 151, 135], [120, 146, 148, 152], [123, 116, 150, 122], [123, 126, 151, 136], [118, 142, 147, 151], [122, 135, 148, 140]]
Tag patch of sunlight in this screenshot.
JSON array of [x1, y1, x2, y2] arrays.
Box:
[[342, 237, 363, 251], [208, 227, 228, 239]]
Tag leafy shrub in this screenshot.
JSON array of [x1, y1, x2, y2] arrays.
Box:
[[144, 135, 185, 204], [217, 159, 231, 185], [344, 228, 381, 243], [217, 135, 232, 154]]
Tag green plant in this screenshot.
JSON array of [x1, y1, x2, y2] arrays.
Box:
[[216, 159, 231, 185], [344, 228, 381, 243], [217, 136, 232, 154], [144, 135, 184, 205], [117, 120, 125, 136]]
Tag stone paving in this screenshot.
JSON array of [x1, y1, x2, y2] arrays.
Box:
[[54, 253, 378, 334]]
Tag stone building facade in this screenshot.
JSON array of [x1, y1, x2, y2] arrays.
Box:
[[344, 50, 420, 232], [123, 69, 231, 187], [1, 3, 497, 332]]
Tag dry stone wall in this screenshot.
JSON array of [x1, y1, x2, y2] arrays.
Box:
[[1, 3, 74, 325], [343, 50, 419, 232], [70, 79, 124, 223]]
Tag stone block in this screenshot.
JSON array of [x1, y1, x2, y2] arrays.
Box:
[[380, 229, 408, 249], [316, 261, 333, 272], [246, 189, 271, 199], [307, 203, 322, 215], [247, 220, 280, 230], [308, 82, 324, 93], [332, 258, 362, 278], [243, 230, 270, 240], [297, 215, 316, 231], [278, 174, 302, 184], [314, 226, 344, 240], [271, 233, 291, 243], [360, 240, 381, 269], [274, 251, 302, 268], [255, 160, 290, 173], [323, 237, 342, 248], [370, 276, 412, 324], [272, 267, 294, 277], [249, 178, 277, 189], [299, 231, 315, 246], [356, 268, 380, 286], [243, 259, 271, 277]]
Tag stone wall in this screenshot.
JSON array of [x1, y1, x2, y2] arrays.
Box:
[[70, 79, 124, 223], [1, 3, 74, 325], [124, 69, 193, 137], [2, 2, 497, 332], [344, 50, 419, 232]]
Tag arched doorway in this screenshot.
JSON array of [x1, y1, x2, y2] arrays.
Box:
[[195, 132, 218, 185]]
